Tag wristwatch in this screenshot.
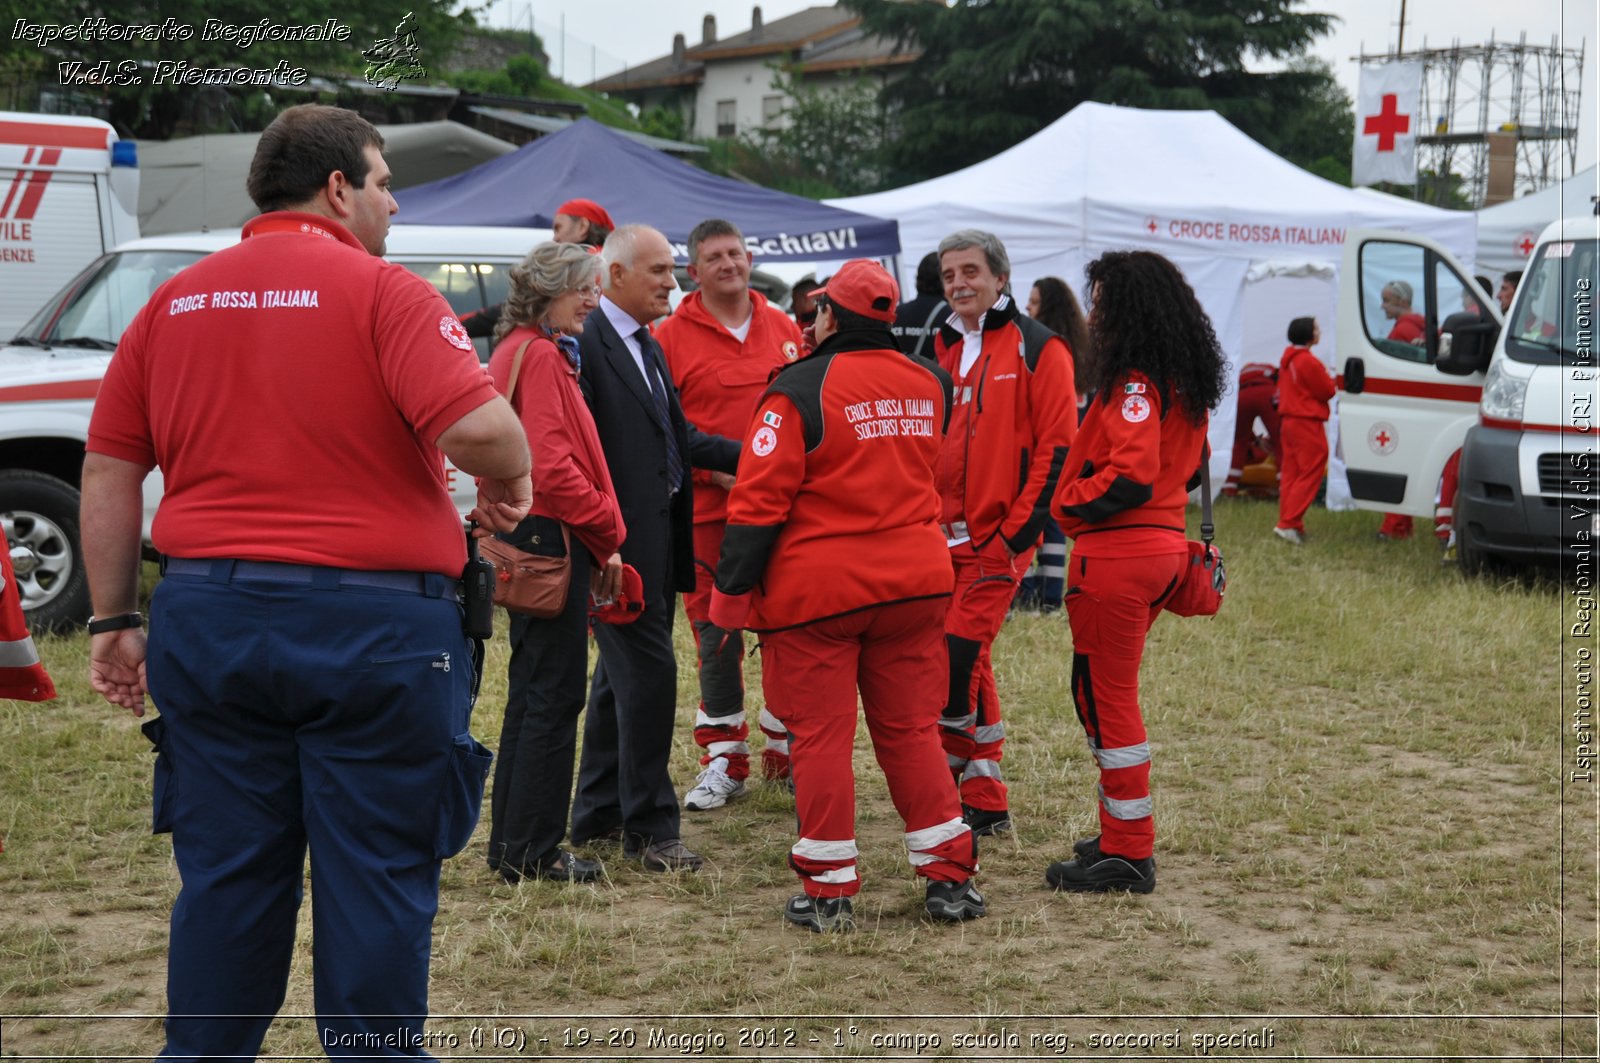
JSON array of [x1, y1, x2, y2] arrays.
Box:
[[86, 612, 143, 635]]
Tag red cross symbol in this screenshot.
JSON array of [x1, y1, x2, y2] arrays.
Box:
[[1374, 429, 1392, 448], [1146, 218, 1158, 234], [1516, 234, 1535, 256], [1363, 93, 1410, 152]]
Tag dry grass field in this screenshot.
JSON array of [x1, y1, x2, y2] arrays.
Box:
[[1, 498, 1594, 1060]]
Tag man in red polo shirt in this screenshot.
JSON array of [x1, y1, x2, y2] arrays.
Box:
[[932, 230, 1078, 837], [656, 218, 803, 810], [81, 104, 530, 1060]]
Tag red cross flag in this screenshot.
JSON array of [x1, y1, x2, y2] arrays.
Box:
[[1353, 60, 1423, 187]]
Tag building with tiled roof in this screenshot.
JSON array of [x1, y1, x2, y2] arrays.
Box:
[[588, 4, 918, 140]]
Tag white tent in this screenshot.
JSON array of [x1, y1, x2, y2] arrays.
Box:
[[830, 102, 1479, 496], [1476, 164, 1599, 277]]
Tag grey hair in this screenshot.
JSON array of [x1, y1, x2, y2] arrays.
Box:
[[1383, 279, 1414, 305], [495, 241, 601, 345], [939, 228, 1010, 278], [600, 223, 666, 287]]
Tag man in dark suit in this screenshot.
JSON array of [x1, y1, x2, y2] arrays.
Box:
[[570, 224, 741, 871]]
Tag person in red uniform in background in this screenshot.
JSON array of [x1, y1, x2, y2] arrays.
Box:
[[461, 197, 614, 340], [709, 260, 982, 932], [932, 230, 1078, 837], [1222, 362, 1280, 495], [656, 218, 804, 810], [1272, 317, 1335, 545], [1377, 279, 1428, 539], [1046, 250, 1226, 894]]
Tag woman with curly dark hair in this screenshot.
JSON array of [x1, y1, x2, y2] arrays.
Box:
[[1044, 251, 1226, 895], [1016, 276, 1095, 613]]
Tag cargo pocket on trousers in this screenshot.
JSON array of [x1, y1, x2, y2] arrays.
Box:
[[140, 716, 176, 835], [434, 732, 493, 859]]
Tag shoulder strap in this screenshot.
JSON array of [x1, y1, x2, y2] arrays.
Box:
[[1014, 314, 1058, 372], [504, 338, 534, 409], [910, 300, 947, 361]]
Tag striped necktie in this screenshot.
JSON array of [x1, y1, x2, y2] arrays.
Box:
[[635, 327, 684, 498]]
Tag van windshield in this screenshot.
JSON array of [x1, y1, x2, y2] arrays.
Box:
[[18, 250, 205, 348], [1505, 237, 1597, 366]]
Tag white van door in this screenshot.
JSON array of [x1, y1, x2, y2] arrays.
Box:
[[1336, 229, 1503, 516]]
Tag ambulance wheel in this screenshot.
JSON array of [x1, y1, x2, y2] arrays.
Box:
[[1, 471, 90, 632]]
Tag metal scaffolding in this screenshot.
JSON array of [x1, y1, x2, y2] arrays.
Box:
[[1357, 35, 1586, 207]]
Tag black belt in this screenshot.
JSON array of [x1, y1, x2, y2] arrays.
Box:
[[161, 557, 460, 600]]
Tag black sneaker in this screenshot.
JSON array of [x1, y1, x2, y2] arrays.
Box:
[[1045, 839, 1156, 894], [783, 893, 854, 933], [924, 878, 987, 922], [962, 804, 1013, 837]]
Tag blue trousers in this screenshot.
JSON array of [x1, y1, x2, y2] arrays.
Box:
[[1014, 519, 1067, 612], [145, 564, 488, 1061]]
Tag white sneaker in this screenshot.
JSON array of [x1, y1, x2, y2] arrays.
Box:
[[684, 761, 747, 811], [1272, 526, 1304, 546]]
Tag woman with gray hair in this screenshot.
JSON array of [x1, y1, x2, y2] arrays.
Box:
[[485, 241, 626, 884]]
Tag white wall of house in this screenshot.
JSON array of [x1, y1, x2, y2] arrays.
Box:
[[695, 56, 789, 138]]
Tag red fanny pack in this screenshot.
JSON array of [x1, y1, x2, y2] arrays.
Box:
[[1164, 540, 1226, 617]]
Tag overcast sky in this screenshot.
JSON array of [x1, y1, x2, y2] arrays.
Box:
[[488, 0, 1597, 165]]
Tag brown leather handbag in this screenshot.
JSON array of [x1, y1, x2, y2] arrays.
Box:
[[479, 523, 570, 618], [479, 338, 572, 619]]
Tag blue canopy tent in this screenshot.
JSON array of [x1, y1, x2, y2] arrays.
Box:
[[393, 118, 900, 264]]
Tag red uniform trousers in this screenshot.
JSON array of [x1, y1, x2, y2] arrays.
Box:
[[1064, 549, 1186, 861], [761, 598, 976, 899], [1436, 449, 1461, 541], [1226, 378, 1280, 488], [1274, 415, 1328, 534], [1377, 448, 1461, 543], [942, 536, 1035, 813], [684, 520, 789, 782]]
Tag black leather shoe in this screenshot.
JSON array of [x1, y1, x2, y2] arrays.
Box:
[[627, 837, 703, 872], [924, 878, 987, 921], [1046, 839, 1156, 894], [962, 803, 1013, 837], [783, 893, 854, 932], [496, 849, 603, 884], [532, 849, 602, 883]]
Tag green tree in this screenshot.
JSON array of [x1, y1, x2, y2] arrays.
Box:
[[743, 68, 886, 197], [845, 0, 1344, 185]]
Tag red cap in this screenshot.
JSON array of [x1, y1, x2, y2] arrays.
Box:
[[590, 563, 645, 625], [557, 198, 615, 232], [811, 259, 899, 322]]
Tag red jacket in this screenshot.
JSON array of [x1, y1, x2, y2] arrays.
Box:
[[489, 327, 625, 563], [711, 330, 954, 632], [656, 289, 803, 524], [1276, 344, 1336, 420], [932, 297, 1078, 554], [1388, 312, 1426, 344], [0, 547, 54, 702], [1053, 370, 1208, 558]]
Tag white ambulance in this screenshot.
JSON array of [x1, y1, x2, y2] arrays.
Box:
[[1337, 207, 1598, 573], [0, 112, 140, 340], [0, 224, 549, 630]]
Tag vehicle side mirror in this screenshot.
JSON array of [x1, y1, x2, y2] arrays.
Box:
[[1435, 310, 1498, 376], [1341, 357, 1365, 393]]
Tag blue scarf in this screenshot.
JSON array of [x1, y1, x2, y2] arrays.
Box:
[[545, 327, 581, 373]]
